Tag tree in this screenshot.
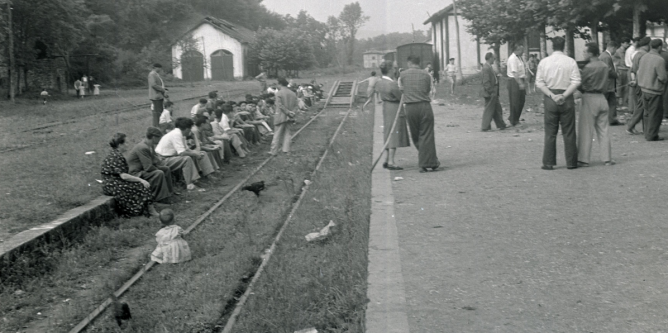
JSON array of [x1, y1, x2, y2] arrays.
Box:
[[248, 28, 316, 77], [338, 2, 369, 66]]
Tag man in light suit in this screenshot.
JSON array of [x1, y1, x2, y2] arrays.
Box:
[[481, 53, 507, 131], [600, 41, 621, 125], [148, 63, 168, 127], [127, 127, 176, 202]]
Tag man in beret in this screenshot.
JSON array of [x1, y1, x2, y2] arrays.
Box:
[[127, 127, 176, 202], [637, 39, 667, 141], [627, 36, 652, 135]]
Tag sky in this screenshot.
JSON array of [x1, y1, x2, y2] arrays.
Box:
[[262, 0, 451, 39]]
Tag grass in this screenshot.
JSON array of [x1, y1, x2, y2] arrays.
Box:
[[231, 108, 373, 333]]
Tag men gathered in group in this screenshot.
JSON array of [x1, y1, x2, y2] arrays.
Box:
[[577, 43, 613, 167], [535, 36, 581, 170], [507, 44, 527, 127], [480, 52, 507, 131], [399, 55, 440, 173]]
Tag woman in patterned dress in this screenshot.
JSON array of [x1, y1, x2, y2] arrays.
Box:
[[101, 133, 159, 218]]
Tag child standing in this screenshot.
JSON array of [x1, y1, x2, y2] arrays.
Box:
[[150, 209, 192, 264], [40, 89, 50, 105]]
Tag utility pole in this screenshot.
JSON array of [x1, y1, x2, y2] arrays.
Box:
[[7, 0, 15, 102], [452, 0, 463, 82]]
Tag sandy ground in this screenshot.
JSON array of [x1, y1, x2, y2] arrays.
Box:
[[387, 91, 668, 332]]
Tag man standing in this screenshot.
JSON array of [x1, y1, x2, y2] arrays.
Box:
[[615, 39, 630, 108], [625, 37, 641, 113], [399, 55, 440, 173], [359, 71, 381, 110], [148, 63, 168, 127], [535, 37, 581, 170], [577, 43, 613, 167], [626, 37, 652, 135], [659, 45, 668, 118], [155, 117, 206, 191], [481, 53, 507, 131], [74, 78, 82, 98], [600, 41, 621, 125], [507, 44, 527, 126], [637, 39, 667, 141], [255, 71, 268, 94], [269, 77, 297, 156], [127, 127, 176, 202]]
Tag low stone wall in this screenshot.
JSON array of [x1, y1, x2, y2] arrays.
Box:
[[0, 196, 115, 270]]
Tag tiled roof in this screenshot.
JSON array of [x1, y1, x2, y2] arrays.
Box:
[[424, 4, 454, 25], [172, 15, 255, 45]]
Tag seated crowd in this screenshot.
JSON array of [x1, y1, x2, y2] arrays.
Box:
[[100, 90, 284, 219]]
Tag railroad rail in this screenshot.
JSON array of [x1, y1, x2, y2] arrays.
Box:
[[68, 81, 358, 333]]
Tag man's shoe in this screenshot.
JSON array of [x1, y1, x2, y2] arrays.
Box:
[[610, 121, 623, 126], [541, 165, 554, 170], [567, 166, 578, 170], [577, 161, 589, 167], [625, 128, 637, 135], [382, 162, 389, 169], [604, 161, 616, 166]]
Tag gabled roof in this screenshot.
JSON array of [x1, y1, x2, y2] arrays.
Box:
[[172, 16, 255, 45], [424, 4, 454, 25]]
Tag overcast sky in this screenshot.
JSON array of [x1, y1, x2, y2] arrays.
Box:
[[262, 0, 451, 38]]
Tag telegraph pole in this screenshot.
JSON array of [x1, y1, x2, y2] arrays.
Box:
[[7, 0, 15, 102]]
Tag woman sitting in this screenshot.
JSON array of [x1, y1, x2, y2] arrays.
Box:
[[101, 133, 159, 217]]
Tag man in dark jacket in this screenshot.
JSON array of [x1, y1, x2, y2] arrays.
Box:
[[127, 127, 176, 202], [637, 39, 667, 141], [480, 53, 507, 131], [600, 41, 621, 125]]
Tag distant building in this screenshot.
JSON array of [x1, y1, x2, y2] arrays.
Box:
[[171, 16, 256, 81], [646, 23, 667, 43], [363, 51, 390, 69]]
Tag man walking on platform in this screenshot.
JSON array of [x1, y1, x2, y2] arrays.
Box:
[[615, 39, 630, 108], [535, 37, 581, 170], [627, 37, 652, 135], [577, 43, 613, 167], [600, 41, 621, 125], [148, 63, 168, 128], [481, 53, 507, 131], [625, 38, 641, 112], [637, 39, 667, 141], [507, 44, 527, 127], [399, 56, 440, 173]]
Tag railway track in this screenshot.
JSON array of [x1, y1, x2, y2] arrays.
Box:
[[64, 80, 358, 333]]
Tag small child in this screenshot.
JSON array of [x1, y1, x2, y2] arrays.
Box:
[[150, 209, 192, 264], [40, 89, 50, 105], [159, 101, 175, 133]]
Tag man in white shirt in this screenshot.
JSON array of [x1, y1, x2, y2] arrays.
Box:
[[535, 36, 581, 170], [190, 98, 207, 118], [211, 108, 247, 158], [625, 37, 640, 112], [507, 44, 527, 126], [155, 117, 206, 191]]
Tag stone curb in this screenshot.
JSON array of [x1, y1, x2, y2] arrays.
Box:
[[0, 196, 115, 269], [365, 102, 410, 333]]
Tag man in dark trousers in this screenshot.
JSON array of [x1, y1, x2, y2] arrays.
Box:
[[659, 46, 668, 118], [600, 40, 621, 125], [398, 55, 440, 173], [506, 44, 527, 126], [637, 39, 667, 141], [148, 63, 168, 127], [481, 52, 507, 131], [626, 37, 652, 135], [127, 127, 176, 203], [535, 37, 581, 170]]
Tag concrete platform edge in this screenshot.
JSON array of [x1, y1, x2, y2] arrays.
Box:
[[365, 103, 410, 333]]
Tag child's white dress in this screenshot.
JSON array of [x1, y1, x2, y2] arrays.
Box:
[[150, 225, 192, 264]]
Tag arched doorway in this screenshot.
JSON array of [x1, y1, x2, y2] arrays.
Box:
[[211, 49, 234, 81], [182, 50, 204, 82]]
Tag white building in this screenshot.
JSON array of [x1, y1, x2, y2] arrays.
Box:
[[171, 17, 255, 81], [363, 51, 389, 69]]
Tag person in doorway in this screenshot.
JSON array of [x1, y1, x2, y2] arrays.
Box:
[[376, 60, 410, 170], [360, 71, 381, 110], [398, 55, 440, 173], [148, 63, 168, 128], [269, 77, 297, 156], [507, 45, 527, 127], [626, 37, 652, 135], [637, 39, 667, 141], [577, 43, 613, 167], [600, 40, 621, 125], [481, 53, 508, 131], [445, 58, 457, 95], [535, 36, 581, 170]]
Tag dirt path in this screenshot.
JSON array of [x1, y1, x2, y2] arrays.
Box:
[[386, 95, 668, 332]]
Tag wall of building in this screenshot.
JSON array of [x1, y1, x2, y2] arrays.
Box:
[[172, 23, 246, 80], [363, 53, 384, 69]]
